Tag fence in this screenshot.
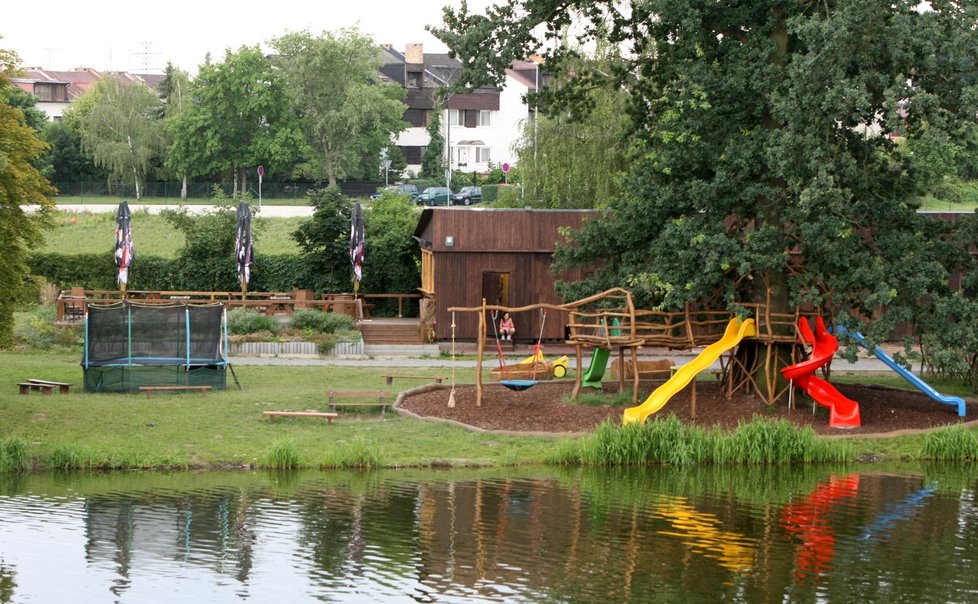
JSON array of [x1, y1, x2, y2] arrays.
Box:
[[51, 181, 385, 202]]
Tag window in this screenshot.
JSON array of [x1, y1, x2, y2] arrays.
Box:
[[476, 147, 492, 163], [448, 109, 461, 126], [479, 110, 492, 127], [408, 71, 423, 89], [34, 83, 67, 102]]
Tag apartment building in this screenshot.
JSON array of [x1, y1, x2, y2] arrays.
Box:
[[381, 43, 541, 177]]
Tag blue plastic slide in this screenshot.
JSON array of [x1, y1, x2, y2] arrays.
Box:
[[835, 326, 966, 417]]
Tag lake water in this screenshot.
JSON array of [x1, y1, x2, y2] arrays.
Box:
[[1, 465, 977, 602]]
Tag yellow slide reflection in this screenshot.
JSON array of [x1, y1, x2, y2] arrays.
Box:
[[623, 318, 756, 425], [655, 495, 757, 573]]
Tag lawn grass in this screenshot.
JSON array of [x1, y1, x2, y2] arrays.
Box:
[[40, 210, 305, 257], [0, 350, 558, 470], [1, 349, 975, 471]]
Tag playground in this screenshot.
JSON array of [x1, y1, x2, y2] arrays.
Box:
[[398, 379, 977, 437]]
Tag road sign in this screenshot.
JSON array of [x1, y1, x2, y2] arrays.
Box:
[[502, 162, 510, 173]]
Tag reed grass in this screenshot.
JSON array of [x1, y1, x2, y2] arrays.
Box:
[[920, 425, 978, 460], [320, 437, 384, 469], [0, 438, 30, 473], [559, 414, 852, 466], [262, 439, 301, 470]]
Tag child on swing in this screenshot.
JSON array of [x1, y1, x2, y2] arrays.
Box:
[[499, 312, 515, 341]]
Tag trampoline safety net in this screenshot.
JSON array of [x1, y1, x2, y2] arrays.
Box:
[[82, 302, 228, 392]]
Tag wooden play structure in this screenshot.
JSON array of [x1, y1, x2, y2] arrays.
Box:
[[449, 287, 820, 409]]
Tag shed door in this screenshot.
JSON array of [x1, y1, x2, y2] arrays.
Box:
[[482, 272, 510, 308]]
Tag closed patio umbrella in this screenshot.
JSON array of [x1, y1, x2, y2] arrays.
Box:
[[114, 200, 134, 293], [349, 201, 365, 296], [235, 200, 253, 295]]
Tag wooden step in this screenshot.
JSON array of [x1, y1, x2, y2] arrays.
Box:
[[360, 321, 423, 345]]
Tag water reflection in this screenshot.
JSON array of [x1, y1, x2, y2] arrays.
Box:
[[1, 467, 978, 602]]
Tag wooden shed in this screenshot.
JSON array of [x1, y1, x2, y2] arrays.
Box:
[[413, 207, 599, 343]]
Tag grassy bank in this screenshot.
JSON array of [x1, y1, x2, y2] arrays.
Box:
[[0, 350, 973, 471], [0, 350, 553, 470]]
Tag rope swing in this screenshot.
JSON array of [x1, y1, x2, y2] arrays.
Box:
[[492, 308, 548, 391], [447, 311, 457, 408]]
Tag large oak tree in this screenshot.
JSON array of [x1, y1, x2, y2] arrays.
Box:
[[435, 1, 978, 343]]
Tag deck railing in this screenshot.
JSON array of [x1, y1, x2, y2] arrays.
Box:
[[57, 289, 422, 323]]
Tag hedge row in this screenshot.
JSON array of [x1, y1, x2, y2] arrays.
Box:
[[29, 252, 307, 293]]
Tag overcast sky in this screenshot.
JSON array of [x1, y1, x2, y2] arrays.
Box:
[[3, 0, 494, 75]]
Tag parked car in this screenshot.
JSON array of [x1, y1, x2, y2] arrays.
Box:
[[370, 183, 419, 200], [417, 187, 453, 206], [451, 186, 482, 206]]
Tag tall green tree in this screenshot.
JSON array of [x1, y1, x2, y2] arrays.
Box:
[[39, 121, 108, 183], [157, 62, 192, 199], [74, 77, 164, 200], [362, 194, 421, 314], [270, 29, 408, 186], [435, 1, 978, 342], [292, 186, 354, 293], [168, 46, 302, 195], [436, 0, 978, 400], [513, 52, 629, 209], [0, 49, 56, 347], [421, 111, 445, 181]]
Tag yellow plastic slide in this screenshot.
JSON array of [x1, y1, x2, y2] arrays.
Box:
[[623, 317, 757, 425]]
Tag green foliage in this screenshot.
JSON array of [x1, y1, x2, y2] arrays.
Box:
[[421, 111, 445, 181], [73, 77, 165, 199], [921, 425, 978, 461], [160, 187, 241, 290], [14, 305, 80, 349], [270, 28, 408, 185], [484, 184, 524, 207], [438, 1, 978, 333], [166, 46, 301, 190], [512, 47, 629, 209], [321, 437, 384, 469], [261, 439, 301, 470], [289, 309, 355, 333], [566, 414, 851, 467], [0, 58, 57, 348], [227, 307, 278, 335], [292, 186, 353, 292], [40, 121, 107, 182], [361, 195, 421, 314]]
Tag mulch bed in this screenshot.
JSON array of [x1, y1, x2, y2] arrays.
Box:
[[396, 379, 977, 436]]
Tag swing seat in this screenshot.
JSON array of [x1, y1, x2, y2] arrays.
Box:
[[501, 379, 538, 391], [491, 361, 553, 382]]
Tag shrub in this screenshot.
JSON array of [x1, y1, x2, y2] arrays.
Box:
[[289, 309, 355, 333], [227, 307, 278, 335]]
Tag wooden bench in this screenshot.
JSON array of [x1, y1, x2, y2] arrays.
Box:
[[139, 385, 212, 397], [327, 390, 390, 415], [18, 382, 54, 395], [27, 379, 72, 394], [382, 375, 445, 385], [264, 411, 338, 424]]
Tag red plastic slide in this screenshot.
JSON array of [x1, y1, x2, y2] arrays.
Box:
[[781, 317, 861, 429]]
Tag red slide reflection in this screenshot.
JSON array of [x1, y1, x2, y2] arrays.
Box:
[[780, 474, 861, 580]]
